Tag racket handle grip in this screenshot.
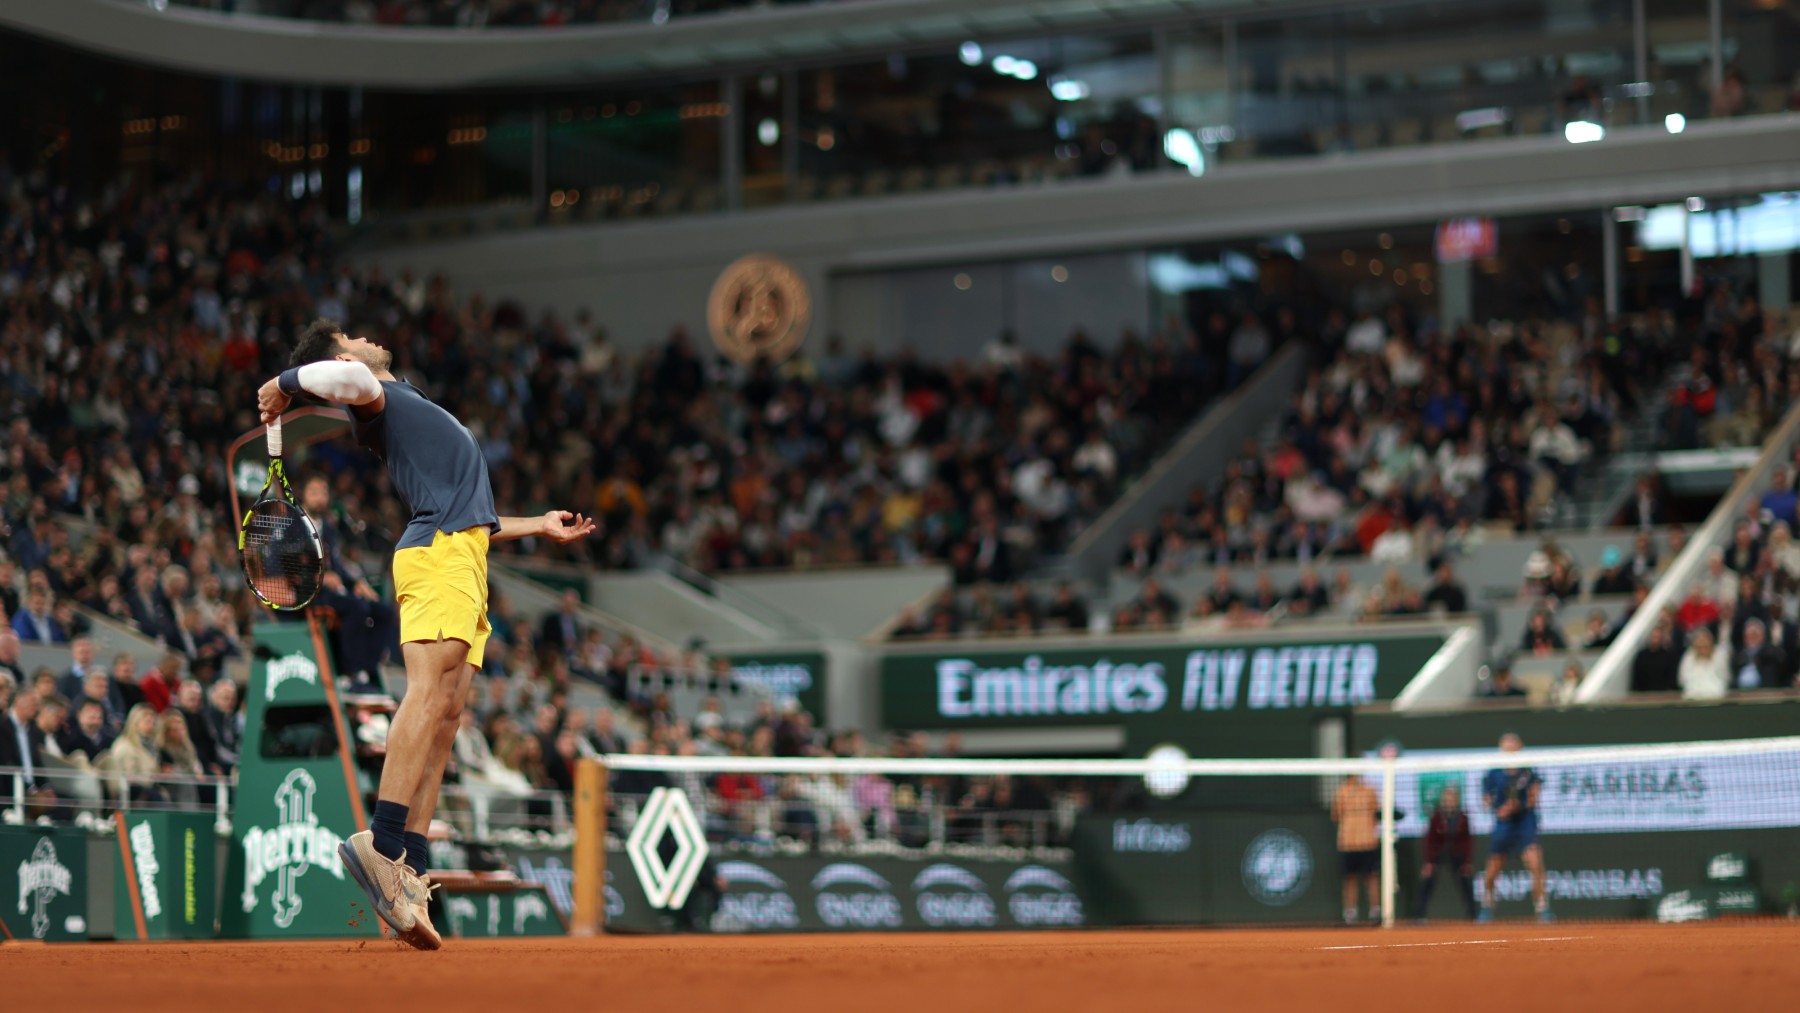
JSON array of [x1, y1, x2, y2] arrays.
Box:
[[267, 418, 283, 457]]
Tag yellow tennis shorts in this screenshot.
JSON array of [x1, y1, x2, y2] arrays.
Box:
[[391, 527, 491, 667]]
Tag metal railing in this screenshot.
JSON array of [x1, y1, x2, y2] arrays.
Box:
[[3, 765, 233, 831]]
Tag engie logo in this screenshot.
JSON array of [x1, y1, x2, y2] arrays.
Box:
[[265, 653, 319, 701], [1112, 818, 1193, 854], [730, 662, 813, 699], [129, 821, 163, 921], [1003, 866, 1083, 927], [812, 863, 903, 929], [16, 837, 73, 939], [912, 863, 997, 928], [718, 861, 800, 930], [1241, 829, 1312, 907], [239, 769, 346, 928]]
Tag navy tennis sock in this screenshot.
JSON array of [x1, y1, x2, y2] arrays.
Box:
[[403, 831, 430, 877], [371, 801, 410, 863]]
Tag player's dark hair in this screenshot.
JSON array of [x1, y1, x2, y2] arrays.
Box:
[[290, 319, 347, 367]]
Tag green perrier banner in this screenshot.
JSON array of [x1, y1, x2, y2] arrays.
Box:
[[114, 811, 219, 940], [0, 824, 87, 941], [220, 620, 378, 939], [879, 632, 1446, 752]]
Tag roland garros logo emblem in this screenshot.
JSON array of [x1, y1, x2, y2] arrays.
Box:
[[707, 253, 811, 365]]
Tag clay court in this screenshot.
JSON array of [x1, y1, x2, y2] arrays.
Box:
[[6, 923, 1794, 1012]]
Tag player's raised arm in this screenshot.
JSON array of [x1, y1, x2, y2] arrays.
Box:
[[258, 360, 385, 423], [493, 510, 598, 544]]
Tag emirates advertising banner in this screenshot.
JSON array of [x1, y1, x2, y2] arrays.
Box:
[[1375, 743, 1800, 838], [880, 634, 1443, 731]]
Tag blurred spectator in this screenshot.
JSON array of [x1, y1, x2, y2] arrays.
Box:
[[57, 698, 114, 764], [539, 590, 585, 659], [0, 688, 57, 812], [1577, 609, 1613, 651], [1631, 621, 1683, 693], [1731, 619, 1791, 691], [1678, 627, 1730, 700], [1549, 660, 1584, 706], [1479, 662, 1528, 700], [1676, 581, 1721, 633], [54, 636, 100, 704], [167, 605, 237, 683], [1424, 563, 1468, 614], [1520, 609, 1566, 656], [204, 679, 243, 773], [1287, 567, 1331, 617], [0, 631, 24, 685], [11, 587, 67, 643], [1042, 582, 1091, 632], [1592, 546, 1636, 596], [1620, 475, 1664, 528]]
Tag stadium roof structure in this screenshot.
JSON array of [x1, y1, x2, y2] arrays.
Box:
[[16, 0, 1423, 89]]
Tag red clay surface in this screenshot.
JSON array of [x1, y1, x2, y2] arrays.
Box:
[[4, 923, 1795, 1012]]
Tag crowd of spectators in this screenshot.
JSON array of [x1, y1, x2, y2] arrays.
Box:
[[1111, 309, 1653, 594], [453, 665, 1082, 849], [0, 640, 243, 817], [889, 581, 1093, 640], [1627, 454, 1800, 699], [0, 149, 1237, 692]]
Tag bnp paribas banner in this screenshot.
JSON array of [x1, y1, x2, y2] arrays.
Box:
[[220, 620, 377, 940], [880, 633, 1444, 732], [1380, 742, 1800, 839], [0, 825, 87, 942]]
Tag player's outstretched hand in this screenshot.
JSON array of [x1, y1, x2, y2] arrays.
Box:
[[540, 510, 597, 543]]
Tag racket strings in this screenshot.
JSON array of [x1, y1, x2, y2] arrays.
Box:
[[244, 501, 323, 608]]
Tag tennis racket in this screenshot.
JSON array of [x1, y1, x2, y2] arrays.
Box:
[[238, 418, 325, 611]]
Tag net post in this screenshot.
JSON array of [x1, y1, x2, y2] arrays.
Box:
[[1379, 755, 1398, 930], [571, 756, 608, 937]]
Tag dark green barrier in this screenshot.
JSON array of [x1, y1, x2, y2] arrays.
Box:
[[881, 634, 1444, 744], [578, 851, 1082, 933], [0, 825, 88, 941], [440, 885, 565, 938], [723, 650, 828, 720], [220, 621, 379, 939], [1071, 812, 1338, 925], [114, 812, 218, 940], [1405, 826, 1800, 922]]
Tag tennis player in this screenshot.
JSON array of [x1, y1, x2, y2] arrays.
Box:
[[1477, 732, 1554, 923], [257, 320, 594, 949]]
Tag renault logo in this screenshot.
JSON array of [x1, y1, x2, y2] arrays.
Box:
[[625, 787, 709, 909]]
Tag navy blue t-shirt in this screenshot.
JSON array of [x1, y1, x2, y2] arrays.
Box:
[[1482, 766, 1541, 823], [350, 379, 499, 549]]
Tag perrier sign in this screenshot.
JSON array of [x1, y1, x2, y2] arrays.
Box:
[[220, 620, 378, 939]]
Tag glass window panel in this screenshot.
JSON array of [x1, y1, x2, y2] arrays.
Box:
[[1721, 0, 1800, 117]]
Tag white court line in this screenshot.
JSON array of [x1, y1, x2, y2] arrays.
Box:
[[1317, 936, 1591, 951]]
